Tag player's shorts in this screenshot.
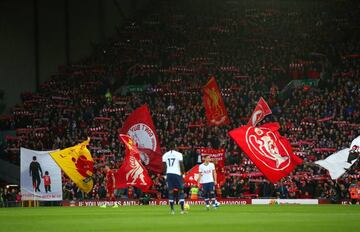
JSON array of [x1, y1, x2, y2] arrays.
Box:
[[202, 182, 215, 192], [166, 173, 184, 191]]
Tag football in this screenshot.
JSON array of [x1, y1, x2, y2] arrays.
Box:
[[184, 203, 190, 211]]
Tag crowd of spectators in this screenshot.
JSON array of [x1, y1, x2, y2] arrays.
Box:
[[0, 0, 359, 203]]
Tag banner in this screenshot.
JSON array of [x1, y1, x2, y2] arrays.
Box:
[[228, 122, 303, 183], [116, 135, 153, 191], [63, 198, 252, 207], [247, 97, 272, 126], [49, 138, 94, 193], [20, 148, 62, 201], [199, 148, 225, 167], [184, 165, 200, 186], [120, 104, 162, 173], [203, 77, 230, 126], [281, 79, 319, 94], [315, 136, 360, 179], [120, 85, 149, 95], [252, 199, 318, 205]]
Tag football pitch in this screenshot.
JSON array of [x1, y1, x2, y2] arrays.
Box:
[[0, 205, 359, 232]]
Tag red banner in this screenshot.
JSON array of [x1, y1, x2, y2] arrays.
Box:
[[228, 122, 303, 183], [247, 97, 272, 126], [203, 77, 230, 126], [119, 104, 162, 173], [115, 135, 153, 191], [199, 148, 225, 167]]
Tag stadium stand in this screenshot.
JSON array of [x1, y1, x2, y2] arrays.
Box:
[[0, 0, 359, 204]]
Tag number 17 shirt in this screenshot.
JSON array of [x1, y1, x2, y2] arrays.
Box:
[[162, 150, 183, 175]]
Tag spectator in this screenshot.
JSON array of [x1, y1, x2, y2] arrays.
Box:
[[0, 0, 359, 201]]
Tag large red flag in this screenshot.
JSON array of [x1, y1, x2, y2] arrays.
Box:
[[247, 97, 272, 126], [184, 165, 200, 187], [115, 134, 153, 191], [203, 77, 230, 126], [120, 104, 162, 173], [228, 122, 302, 183]]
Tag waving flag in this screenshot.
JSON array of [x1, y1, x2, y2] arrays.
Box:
[[116, 134, 153, 191], [118, 134, 141, 159], [49, 138, 94, 193], [120, 104, 162, 173], [184, 165, 200, 186], [248, 97, 272, 126], [315, 136, 360, 179], [228, 123, 302, 183], [203, 77, 230, 126]]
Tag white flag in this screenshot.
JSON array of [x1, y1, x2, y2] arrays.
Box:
[[315, 136, 360, 179]]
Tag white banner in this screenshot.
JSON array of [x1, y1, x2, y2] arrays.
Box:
[[252, 199, 318, 205], [20, 148, 62, 201]]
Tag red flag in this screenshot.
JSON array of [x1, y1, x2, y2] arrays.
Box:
[[247, 97, 272, 126], [115, 134, 153, 191], [120, 104, 162, 173], [118, 134, 141, 159], [199, 148, 226, 187], [203, 77, 230, 126], [184, 165, 200, 187], [228, 122, 302, 183]]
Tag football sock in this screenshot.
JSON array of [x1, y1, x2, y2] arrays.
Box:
[[211, 198, 216, 206], [169, 200, 174, 210], [169, 193, 174, 210], [179, 199, 185, 211], [210, 192, 215, 205], [205, 198, 210, 206], [179, 191, 185, 211]]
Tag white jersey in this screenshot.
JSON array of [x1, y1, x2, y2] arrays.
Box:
[[199, 162, 215, 184], [162, 150, 183, 175]]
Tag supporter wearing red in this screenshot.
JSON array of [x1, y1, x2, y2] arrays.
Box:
[[104, 165, 116, 201]]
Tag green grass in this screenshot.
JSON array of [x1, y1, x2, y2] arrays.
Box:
[[0, 205, 359, 232]]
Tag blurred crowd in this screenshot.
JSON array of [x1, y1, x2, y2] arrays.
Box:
[[0, 0, 360, 203]]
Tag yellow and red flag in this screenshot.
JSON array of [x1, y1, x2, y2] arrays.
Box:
[[203, 77, 230, 126], [49, 138, 94, 193]]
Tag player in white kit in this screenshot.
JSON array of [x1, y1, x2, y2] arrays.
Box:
[[197, 155, 219, 209], [162, 142, 185, 214]]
